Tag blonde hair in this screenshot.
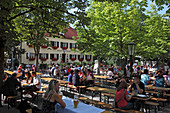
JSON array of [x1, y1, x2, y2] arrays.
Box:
[[44, 79, 59, 98]]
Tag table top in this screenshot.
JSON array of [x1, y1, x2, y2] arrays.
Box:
[[94, 75, 109, 79], [132, 94, 151, 101], [145, 85, 170, 91], [4, 70, 22, 77], [55, 96, 105, 113], [41, 77, 55, 81], [87, 86, 116, 94]]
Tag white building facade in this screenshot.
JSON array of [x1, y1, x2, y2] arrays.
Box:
[[20, 27, 93, 65]]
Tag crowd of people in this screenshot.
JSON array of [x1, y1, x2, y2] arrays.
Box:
[[1, 63, 170, 112]]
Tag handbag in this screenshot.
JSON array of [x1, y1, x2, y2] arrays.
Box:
[[115, 89, 126, 108]]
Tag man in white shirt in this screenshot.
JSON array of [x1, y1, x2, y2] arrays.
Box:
[[107, 68, 114, 79]]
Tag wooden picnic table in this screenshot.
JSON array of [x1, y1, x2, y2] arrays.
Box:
[[145, 85, 170, 91], [41, 77, 55, 81], [87, 86, 116, 102], [57, 79, 69, 84], [4, 70, 22, 77], [30, 71, 42, 75], [94, 75, 109, 79]]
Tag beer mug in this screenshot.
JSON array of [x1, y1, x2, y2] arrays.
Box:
[[73, 95, 79, 108], [59, 92, 63, 99]]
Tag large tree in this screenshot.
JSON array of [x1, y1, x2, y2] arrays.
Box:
[[0, 0, 89, 105], [76, 0, 146, 66]]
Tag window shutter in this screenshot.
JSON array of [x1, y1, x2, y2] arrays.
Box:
[[78, 55, 80, 59], [50, 54, 53, 59], [61, 42, 63, 48], [39, 53, 41, 59], [66, 43, 68, 48], [26, 53, 28, 59], [57, 42, 59, 47], [57, 54, 59, 59], [51, 41, 54, 46], [46, 53, 48, 59], [70, 43, 72, 48], [70, 54, 72, 59], [75, 55, 77, 59], [85, 55, 87, 59]]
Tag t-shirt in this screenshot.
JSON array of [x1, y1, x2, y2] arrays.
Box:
[[107, 71, 114, 78], [141, 74, 150, 85], [68, 74, 73, 83], [155, 77, 165, 87], [131, 82, 145, 94], [72, 74, 80, 86], [115, 89, 128, 108], [33, 75, 41, 89]]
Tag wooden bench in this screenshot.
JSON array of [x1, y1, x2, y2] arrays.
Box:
[[145, 90, 159, 95], [113, 108, 143, 113], [151, 97, 168, 106], [94, 82, 102, 86], [7, 96, 17, 109], [102, 93, 115, 103], [144, 101, 159, 113], [36, 91, 45, 102], [41, 84, 48, 91], [79, 96, 112, 109]]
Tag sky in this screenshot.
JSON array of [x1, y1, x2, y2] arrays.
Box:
[[69, 0, 169, 28]]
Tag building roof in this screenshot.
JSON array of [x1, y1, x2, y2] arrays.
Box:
[[64, 27, 78, 40]]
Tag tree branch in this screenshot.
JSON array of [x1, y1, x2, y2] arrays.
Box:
[[8, 8, 35, 22]]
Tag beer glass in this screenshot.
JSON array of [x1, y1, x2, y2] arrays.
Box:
[[59, 92, 63, 99], [74, 95, 79, 108]]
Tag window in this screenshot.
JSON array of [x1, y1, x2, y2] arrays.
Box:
[[63, 42, 67, 47], [87, 55, 90, 59], [30, 53, 35, 58], [72, 54, 76, 58], [39, 53, 48, 59]]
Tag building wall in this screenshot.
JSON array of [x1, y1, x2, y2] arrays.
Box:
[[21, 37, 92, 65]]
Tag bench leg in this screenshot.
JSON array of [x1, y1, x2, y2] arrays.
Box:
[[8, 98, 10, 109]]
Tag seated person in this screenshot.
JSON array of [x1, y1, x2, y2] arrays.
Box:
[[115, 81, 134, 110], [107, 68, 114, 79], [154, 71, 165, 87], [72, 69, 81, 87], [3, 73, 21, 106], [128, 76, 145, 94], [86, 69, 94, 86], [25, 72, 41, 100], [128, 76, 145, 111], [42, 80, 66, 113], [25, 71, 33, 84], [115, 75, 129, 88], [141, 69, 150, 85]]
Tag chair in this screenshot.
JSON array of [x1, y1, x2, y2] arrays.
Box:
[[7, 96, 17, 109]]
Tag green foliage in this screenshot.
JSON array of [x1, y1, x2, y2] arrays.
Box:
[[75, 0, 169, 63], [75, 0, 145, 60]]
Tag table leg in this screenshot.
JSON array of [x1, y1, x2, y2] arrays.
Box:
[[100, 92, 101, 102]]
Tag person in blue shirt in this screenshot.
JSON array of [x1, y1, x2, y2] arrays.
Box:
[[154, 71, 165, 87], [141, 69, 150, 85], [68, 70, 73, 85]]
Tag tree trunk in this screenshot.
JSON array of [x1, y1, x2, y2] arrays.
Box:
[[0, 40, 6, 105]]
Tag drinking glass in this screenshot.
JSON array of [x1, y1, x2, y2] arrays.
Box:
[[73, 95, 79, 108]]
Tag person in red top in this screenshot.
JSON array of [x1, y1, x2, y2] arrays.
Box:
[[115, 81, 134, 110]]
